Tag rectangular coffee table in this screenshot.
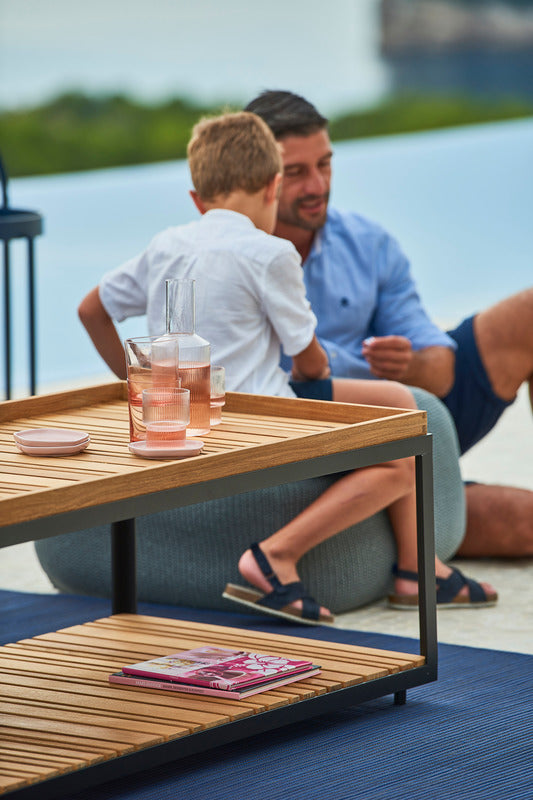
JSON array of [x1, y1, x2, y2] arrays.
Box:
[[0, 383, 437, 798]]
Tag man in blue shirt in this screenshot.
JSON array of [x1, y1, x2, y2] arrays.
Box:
[[246, 89, 533, 558]]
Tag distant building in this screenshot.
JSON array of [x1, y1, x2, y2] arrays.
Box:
[[380, 0, 533, 101]]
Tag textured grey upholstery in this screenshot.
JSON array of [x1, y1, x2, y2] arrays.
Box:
[[35, 387, 465, 614]]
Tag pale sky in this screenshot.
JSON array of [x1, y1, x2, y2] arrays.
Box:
[[0, 0, 390, 113]]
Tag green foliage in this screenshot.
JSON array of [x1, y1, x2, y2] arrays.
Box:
[[329, 94, 533, 142], [1, 91, 532, 178], [0, 92, 215, 178]]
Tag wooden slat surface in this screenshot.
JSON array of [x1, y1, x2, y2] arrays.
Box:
[[0, 615, 424, 794], [0, 383, 426, 529], [0, 385, 429, 794]]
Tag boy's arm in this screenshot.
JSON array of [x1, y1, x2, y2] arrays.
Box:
[[291, 335, 331, 381], [78, 287, 127, 379]]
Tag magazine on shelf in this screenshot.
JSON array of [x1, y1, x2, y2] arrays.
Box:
[[120, 645, 319, 690], [109, 666, 321, 699]]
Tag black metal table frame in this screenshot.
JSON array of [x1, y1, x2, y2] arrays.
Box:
[[2, 433, 437, 800]]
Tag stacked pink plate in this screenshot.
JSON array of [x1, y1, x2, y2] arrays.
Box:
[[14, 428, 90, 456]]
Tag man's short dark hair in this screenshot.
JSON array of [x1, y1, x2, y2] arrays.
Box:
[[244, 90, 328, 140]]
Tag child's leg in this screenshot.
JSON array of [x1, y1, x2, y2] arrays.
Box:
[[331, 378, 417, 410], [385, 469, 496, 601], [332, 377, 496, 598], [237, 377, 495, 616], [239, 373, 496, 614], [239, 457, 496, 615], [238, 456, 417, 617]]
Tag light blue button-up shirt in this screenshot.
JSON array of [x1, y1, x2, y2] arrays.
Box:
[[282, 207, 455, 378]]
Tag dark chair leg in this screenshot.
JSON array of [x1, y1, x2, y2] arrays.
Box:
[[111, 518, 137, 614], [394, 690, 407, 705]]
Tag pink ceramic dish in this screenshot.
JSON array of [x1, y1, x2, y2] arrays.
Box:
[[128, 439, 204, 460], [14, 428, 90, 447], [15, 440, 90, 457]]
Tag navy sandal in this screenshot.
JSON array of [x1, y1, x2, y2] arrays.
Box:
[[223, 542, 335, 625], [388, 565, 498, 610]]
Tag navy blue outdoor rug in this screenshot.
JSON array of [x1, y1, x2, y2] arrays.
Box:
[[1, 589, 531, 800]]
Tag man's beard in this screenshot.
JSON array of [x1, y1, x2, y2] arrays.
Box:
[[277, 193, 329, 231]]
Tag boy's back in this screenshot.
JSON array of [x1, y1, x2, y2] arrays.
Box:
[[79, 110, 327, 393], [100, 206, 316, 395]]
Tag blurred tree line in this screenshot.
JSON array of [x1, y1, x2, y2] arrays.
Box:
[[1, 91, 532, 178]]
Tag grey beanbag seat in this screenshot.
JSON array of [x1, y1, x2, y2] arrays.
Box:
[[35, 387, 465, 614]]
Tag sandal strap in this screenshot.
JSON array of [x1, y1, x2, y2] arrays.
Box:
[[258, 581, 321, 620], [392, 565, 419, 582], [250, 542, 282, 588], [250, 542, 321, 620], [393, 564, 489, 605], [436, 567, 487, 604]]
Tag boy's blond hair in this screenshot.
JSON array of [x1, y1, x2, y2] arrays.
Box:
[[187, 111, 282, 201]]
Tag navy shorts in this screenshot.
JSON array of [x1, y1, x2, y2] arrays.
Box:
[[289, 378, 333, 401], [441, 315, 513, 454]]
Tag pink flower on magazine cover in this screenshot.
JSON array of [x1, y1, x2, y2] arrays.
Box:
[[240, 654, 298, 676]]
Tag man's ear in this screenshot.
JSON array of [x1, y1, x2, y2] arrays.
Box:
[[190, 190, 207, 215], [264, 173, 282, 206]]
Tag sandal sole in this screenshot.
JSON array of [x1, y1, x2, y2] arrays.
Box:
[[387, 597, 498, 611], [223, 584, 335, 626]]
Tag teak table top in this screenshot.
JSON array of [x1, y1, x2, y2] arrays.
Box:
[[0, 382, 426, 533]]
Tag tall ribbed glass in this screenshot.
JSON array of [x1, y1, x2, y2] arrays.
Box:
[[124, 334, 180, 442]]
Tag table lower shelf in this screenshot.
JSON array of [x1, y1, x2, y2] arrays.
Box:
[[0, 614, 425, 797]]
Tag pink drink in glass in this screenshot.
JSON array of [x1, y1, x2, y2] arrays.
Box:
[[125, 336, 180, 442], [210, 395, 225, 425], [143, 386, 189, 447], [145, 420, 186, 445], [128, 364, 181, 442], [127, 366, 152, 442], [165, 279, 211, 436], [210, 365, 225, 426], [178, 362, 210, 436]]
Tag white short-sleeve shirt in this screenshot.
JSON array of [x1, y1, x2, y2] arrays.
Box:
[[99, 209, 317, 397]]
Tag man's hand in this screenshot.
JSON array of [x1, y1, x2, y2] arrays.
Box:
[[362, 336, 455, 396], [362, 335, 413, 381]]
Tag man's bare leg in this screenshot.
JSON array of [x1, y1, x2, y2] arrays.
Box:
[[474, 288, 533, 403], [464, 292, 533, 557], [459, 483, 533, 557]]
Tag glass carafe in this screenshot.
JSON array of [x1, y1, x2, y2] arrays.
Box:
[[165, 278, 211, 436]]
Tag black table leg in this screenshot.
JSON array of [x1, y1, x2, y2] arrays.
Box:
[[111, 518, 137, 614], [416, 444, 438, 670], [394, 690, 407, 705]]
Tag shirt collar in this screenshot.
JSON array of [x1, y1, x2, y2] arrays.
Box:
[[305, 215, 328, 264], [202, 208, 256, 229], [308, 227, 323, 258]]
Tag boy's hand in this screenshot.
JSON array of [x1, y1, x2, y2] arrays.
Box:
[[291, 335, 330, 382], [291, 363, 331, 382]]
